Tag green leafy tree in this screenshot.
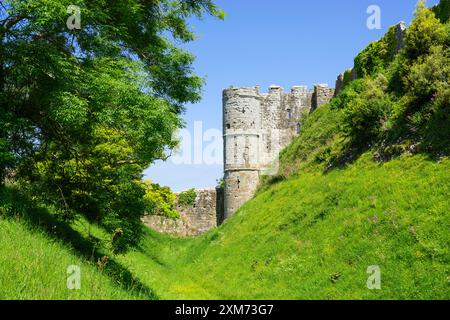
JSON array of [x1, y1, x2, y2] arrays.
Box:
[[0, 0, 223, 250], [404, 1, 447, 60]]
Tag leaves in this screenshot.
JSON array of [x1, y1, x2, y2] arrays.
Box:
[[0, 0, 222, 251]]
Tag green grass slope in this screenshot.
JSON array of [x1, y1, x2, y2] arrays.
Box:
[[0, 217, 143, 299], [0, 187, 152, 300], [116, 153, 449, 300]]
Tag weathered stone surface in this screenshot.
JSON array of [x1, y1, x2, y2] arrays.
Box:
[[395, 21, 407, 53], [143, 188, 223, 237], [335, 73, 344, 94]]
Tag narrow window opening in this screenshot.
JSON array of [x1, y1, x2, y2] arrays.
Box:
[[287, 109, 292, 119]]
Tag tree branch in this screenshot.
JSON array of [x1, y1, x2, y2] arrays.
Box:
[[0, 14, 25, 39]]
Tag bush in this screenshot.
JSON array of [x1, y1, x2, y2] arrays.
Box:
[[144, 181, 179, 219], [354, 25, 398, 78], [405, 46, 450, 102], [178, 189, 197, 206], [404, 2, 447, 60], [335, 75, 394, 150]]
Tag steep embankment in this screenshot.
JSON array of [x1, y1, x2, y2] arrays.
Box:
[[116, 129, 450, 300], [0, 187, 151, 300]]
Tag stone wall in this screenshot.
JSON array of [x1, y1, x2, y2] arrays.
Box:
[[311, 84, 335, 112], [143, 188, 223, 237]]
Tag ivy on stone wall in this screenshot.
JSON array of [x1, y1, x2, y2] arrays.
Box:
[[342, 69, 354, 89], [354, 25, 398, 78]]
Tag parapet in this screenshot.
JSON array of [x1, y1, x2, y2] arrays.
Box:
[[225, 85, 312, 96], [223, 86, 260, 99], [291, 86, 308, 95], [269, 85, 283, 94]]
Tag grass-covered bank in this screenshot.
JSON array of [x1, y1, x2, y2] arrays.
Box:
[[115, 154, 449, 300], [0, 217, 139, 299], [1, 153, 449, 300], [0, 186, 154, 300]]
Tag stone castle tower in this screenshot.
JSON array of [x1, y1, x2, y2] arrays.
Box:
[[223, 84, 335, 218]]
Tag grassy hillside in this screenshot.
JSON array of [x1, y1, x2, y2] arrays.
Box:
[[2, 148, 448, 300], [0, 187, 153, 300], [113, 153, 449, 300], [0, 218, 140, 299]]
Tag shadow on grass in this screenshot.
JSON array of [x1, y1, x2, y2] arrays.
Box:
[[0, 185, 158, 300]]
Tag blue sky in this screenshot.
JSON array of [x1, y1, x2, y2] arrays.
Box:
[[144, 0, 440, 192]]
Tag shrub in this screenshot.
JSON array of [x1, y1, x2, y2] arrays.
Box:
[[178, 189, 197, 206], [354, 25, 398, 77], [405, 46, 450, 102], [335, 75, 394, 150], [404, 2, 447, 60], [144, 181, 179, 219]]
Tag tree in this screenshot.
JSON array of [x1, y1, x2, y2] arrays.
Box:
[[404, 1, 446, 60], [0, 0, 223, 251]]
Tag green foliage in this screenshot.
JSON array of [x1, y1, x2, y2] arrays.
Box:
[[401, 45, 450, 153], [404, 1, 447, 60], [342, 69, 354, 89], [334, 75, 394, 150], [25, 127, 150, 253], [354, 25, 398, 78], [0, 0, 222, 250], [144, 181, 179, 219], [433, 0, 450, 23], [178, 189, 197, 206], [306, 2, 450, 163]]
